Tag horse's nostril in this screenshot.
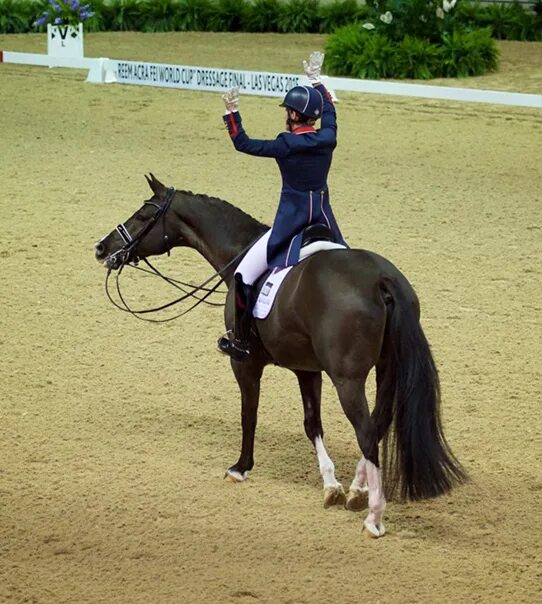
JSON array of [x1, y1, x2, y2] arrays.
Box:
[[94, 241, 105, 257]]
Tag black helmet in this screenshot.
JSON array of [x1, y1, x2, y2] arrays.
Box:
[[280, 86, 323, 120]]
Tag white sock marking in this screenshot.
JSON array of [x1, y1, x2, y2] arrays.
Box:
[[349, 457, 368, 492], [314, 436, 340, 489], [365, 460, 386, 529]]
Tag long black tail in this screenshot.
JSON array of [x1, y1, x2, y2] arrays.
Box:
[[374, 276, 467, 501]]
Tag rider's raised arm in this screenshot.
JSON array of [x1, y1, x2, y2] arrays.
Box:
[[223, 110, 289, 158], [313, 83, 336, 134], [303, 52, 336, 135], [222, 87, 289, 158]]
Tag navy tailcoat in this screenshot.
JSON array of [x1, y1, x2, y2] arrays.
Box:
[[223, 83, 347, 268]]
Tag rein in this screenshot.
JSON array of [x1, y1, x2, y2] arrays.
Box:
[[104, 187, 253, 322], [105, 265, 226, 323]]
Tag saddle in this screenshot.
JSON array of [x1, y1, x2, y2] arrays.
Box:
[[253, 224, 346, 320], [301, 223, 334, 247]]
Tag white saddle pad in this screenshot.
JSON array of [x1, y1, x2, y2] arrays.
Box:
[[253, 241, 346, 319]]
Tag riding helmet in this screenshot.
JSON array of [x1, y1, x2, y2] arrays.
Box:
[[280, 86, 323, 120]]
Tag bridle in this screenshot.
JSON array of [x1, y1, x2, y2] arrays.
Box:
[[106, 186, 176, 270], [103, 187, 253, 322]]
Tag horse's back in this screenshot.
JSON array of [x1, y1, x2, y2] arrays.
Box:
[[257, 248, 418, 371], [282, 248, 416, 312]]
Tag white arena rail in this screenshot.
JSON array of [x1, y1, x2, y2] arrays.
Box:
[[1, 50, 541, 109]]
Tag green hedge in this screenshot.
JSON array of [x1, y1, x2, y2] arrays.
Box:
[[326, 25, 499, 79], [456, 0, 541, 39], [0, 0, 540, 40], [325, 1, 503, 79]]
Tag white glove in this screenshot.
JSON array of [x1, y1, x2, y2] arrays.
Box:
[[222, 88, 239, 113], [303, 51, 324, 84]]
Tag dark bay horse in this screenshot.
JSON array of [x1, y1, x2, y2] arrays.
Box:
[[94, 174, 466, 538]]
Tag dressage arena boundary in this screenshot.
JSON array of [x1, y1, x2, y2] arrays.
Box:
[[1, 50, 541, 109]]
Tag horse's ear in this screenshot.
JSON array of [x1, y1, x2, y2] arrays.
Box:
[[145, 173, 166, 197]]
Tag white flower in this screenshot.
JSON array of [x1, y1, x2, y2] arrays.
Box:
[[443, 0, 457, 12], [436, 7, 445, 19], [419, 15, 427, 23], [362, 22, 375, 30], [379, 11, 393, 24]]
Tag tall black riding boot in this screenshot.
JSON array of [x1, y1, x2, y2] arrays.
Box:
[[217, 274, 254, 362]]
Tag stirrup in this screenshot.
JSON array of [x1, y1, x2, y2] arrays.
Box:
[[217, 332, 250, 362]]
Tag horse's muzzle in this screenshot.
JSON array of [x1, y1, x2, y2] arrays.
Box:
[[94, 241, 106, 259], [95, 241, 126, 270]]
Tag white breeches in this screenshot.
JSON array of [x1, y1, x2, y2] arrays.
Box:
[[235, 229, 271, 286]]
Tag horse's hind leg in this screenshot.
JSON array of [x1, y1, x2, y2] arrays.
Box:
[[294, 370, 345, 508], [334, 376, 386, 538], [225, 361, 264, 482], [345, 361, 392, 512], [345, 457, 369, 512]]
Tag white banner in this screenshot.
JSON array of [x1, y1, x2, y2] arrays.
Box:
[[2, 51, 541, 108], [110, 59, 302, 97]]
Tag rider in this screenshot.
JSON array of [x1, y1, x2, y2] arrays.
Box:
[[218, 51, 347, 362]]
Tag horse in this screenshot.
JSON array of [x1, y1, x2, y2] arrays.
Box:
[[94, 174, 466, 538]]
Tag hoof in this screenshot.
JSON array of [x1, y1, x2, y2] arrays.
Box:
[[345, 487, 368, 512], [323, 484, 346, 509], [362, 519, 386, 539], [224, 468, 248, 482]]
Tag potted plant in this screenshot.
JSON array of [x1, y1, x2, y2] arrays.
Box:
[[34, 1, 94, 59]]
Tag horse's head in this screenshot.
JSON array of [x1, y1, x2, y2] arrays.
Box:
[[94, 174, 177, 270]]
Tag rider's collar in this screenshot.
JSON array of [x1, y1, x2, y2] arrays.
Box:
[[292, 125, 316, 135]]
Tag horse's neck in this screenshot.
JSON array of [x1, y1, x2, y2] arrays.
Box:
[[171, 191, 266, 283]]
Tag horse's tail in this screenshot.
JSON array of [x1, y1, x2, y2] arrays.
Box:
[[374, 276, 467, 501]]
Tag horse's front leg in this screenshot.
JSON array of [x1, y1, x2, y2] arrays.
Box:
[[225, 360, 264, 482], [294, 370, 345, 508]]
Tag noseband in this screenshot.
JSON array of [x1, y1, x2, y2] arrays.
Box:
[[108, 187, 176, 268]]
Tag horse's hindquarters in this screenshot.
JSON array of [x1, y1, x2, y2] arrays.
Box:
[[256, 251, 388, 374]]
